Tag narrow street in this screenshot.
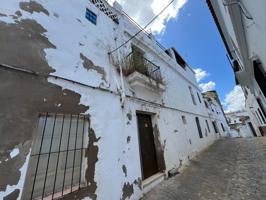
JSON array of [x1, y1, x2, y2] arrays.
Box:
[[143, 138, 266, 200]]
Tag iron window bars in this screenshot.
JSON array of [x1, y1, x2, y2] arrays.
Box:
[[22, 113, 89, 200]]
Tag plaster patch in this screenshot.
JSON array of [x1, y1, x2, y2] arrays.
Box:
[[121, 182, 134, 200], [10, 148, 19, 159], [0, 150, 31, 200], [19, 1, 49, 16], [80, 53, 107, 82]]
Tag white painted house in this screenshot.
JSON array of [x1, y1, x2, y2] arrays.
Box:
[[0, 1, 229, 199], [207, 0, 266, 137], [226, 110, 257, 137]]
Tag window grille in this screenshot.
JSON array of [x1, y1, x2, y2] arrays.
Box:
[[86, 8, 97, 25], [22, 113, 89, 200]]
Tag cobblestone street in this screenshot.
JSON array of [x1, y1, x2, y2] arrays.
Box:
[[143, 138, 266, 200]]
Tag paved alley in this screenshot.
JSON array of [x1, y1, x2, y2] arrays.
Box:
[[143, 138, 266, 200]]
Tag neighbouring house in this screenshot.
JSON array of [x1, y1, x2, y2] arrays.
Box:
[[226, 110, 258, 137], [0, 1, 229, 199], [202, 91, 231, 137], [206, 0, 266, 136]]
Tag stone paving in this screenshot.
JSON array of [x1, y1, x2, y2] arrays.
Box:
[[143, 138, 266, 200]]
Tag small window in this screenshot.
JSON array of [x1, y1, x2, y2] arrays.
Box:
[[197, 92, 202, 103], [205, 120, 210, 133], [86, 8, 97, 25], [204, 101, 209, 108], [182, 116, 187, 124], [221, 123, 225, 132], [189, 86, 197, 105], [212, 121, 219, 133], [195, 117, 203, 138]]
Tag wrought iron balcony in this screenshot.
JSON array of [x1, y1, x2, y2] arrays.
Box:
[[123, 52, 163, 84]]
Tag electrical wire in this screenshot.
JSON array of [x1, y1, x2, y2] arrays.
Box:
[[108, 0, 176, 55]]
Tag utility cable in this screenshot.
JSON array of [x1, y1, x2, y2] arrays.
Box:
[[108, 0, 176, 55]]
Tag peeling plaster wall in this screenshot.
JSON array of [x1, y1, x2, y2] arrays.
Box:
[[0, 1, 229, 200]]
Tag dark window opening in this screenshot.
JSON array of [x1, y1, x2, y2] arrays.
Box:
[[248, 122, 257, 137], [195, 117, 203, 138], [86, 8, 97, 25], [212, 121, 219, 133], [254, 59, 266, 98], [22, 113, 89, 200], [182, 115, 187, 124], [233, 60, 240, 72], [205, 120, 210, 133], [197, 92, 202, 103], [189, 86, 197, 105], [221, 123, 225, 132], [204, 101, 209, 108]]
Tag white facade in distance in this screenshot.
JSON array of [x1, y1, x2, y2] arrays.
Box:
[[207, 0, 266, 136], [226, 110, 257, 137]]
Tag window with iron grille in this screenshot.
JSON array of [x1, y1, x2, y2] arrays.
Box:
[[22, 113, 89, 200], [86, 8, 97, 25]]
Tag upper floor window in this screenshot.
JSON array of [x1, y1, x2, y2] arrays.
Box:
[[197, 92, 202, 103], [86, 8, 97, 25], [204, 101, 209, 108], [189, 86, 197, 105]]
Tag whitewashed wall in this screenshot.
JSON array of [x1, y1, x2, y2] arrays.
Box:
[[0, 1, 228, 199]]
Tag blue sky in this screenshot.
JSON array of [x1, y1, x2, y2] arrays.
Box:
[[156, 0, 235, 101]]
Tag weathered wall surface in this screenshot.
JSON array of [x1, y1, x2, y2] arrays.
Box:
[[0, 1, 229, 199]]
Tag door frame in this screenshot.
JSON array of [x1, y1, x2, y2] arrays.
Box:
[[136, 111, 165, 180]]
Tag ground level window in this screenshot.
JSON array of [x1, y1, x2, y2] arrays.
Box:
[[195, 117, 203, 138], [22, 113, 89, 200]]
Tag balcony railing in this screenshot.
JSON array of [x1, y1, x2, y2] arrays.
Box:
[[123, 52, 163, 84]]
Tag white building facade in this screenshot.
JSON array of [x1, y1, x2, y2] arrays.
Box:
[[207, 0, 266, 137], [226, 110, 257, 137], [0, 1, 229, 199]]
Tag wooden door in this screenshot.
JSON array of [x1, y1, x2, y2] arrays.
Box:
[[137, 113, 159, 179]]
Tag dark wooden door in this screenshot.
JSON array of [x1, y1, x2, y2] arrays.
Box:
[[137, 113, 159, 179]]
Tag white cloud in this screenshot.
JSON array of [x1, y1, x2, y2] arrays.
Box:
[[223, 85, 245, 113], [108, 0, 188, 34], [199, 81, 216, 92], [194, 68, 210, 83]]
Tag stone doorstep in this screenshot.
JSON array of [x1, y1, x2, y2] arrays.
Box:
[[142, 172, 165, 194]]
